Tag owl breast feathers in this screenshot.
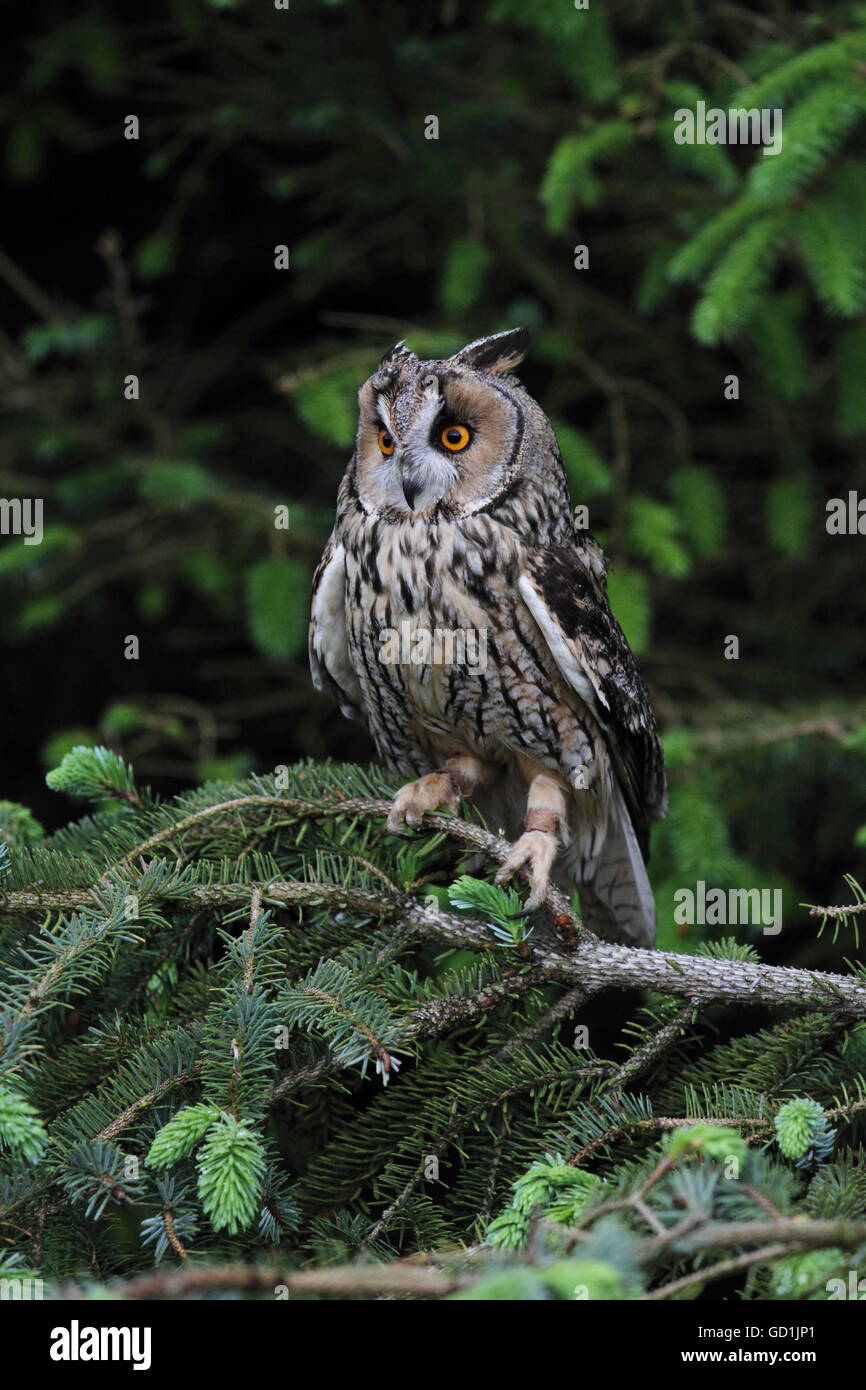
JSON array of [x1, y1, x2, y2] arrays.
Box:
[[309, 328, 667, 946]]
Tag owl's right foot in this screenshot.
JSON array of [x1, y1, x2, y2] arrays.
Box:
[[495, 770, 567, 909], [386, 771, 460, 833], [495, 827, 558, 910]]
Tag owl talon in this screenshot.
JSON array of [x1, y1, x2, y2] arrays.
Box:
[[495, 830, 558, 910], [386, 772, 460, 834]]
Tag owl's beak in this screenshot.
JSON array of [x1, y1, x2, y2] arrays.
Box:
[[401, 474, 421, 510], [398, 458, 421, 510]]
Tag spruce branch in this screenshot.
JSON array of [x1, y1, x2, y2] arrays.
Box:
[[363, 1011, 610, 1247], [42, 1209, 866, 1301], [270, 965, 557, 1101], [644, 1243, 791, 1300], [4, 792, 865, 1018], [609, 999, 699, 1089], [6, 771, 866, 1281], [46, 746, 140, 806], [55, 1259, 471, 1300], [639, 1215, 866, 1260], [407, 895, 866, 1019], [807, 875, 866, 945]]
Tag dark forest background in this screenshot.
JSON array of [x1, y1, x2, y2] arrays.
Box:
[[1, 0, 865, 957]]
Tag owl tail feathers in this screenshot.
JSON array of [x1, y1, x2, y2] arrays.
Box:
[[577, 786, 657, 948]]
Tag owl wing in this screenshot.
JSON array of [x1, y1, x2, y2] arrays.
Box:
[[517, 541, 666, 853], [309, 531, 362, 720]]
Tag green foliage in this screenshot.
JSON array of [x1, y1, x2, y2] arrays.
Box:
[[769, 1250, 847, 1300], [1, 0, 865, 1302], [750, 83, 866, 205], [453, 1257, 631, 1301], [292, 372, 358, 449], [774, 1098, 837, 1169], [22, 314, 114, 362], [450, 1267, 548, 1300], [62, 1140, 148, 1219], [439, 238, 491, 315], [0, 526, 77, 577], [743, 32, 866, 107], [835, 322, 866, 436], [626, 495, 690, 579], [605, 568, 650, 655], [45, 746, 138, 804], [796, 163, 866, 316], [668, 467, 726, 560], [0, 760, 861, 1297], [807, 874, 865, 946], [245, 556, 308, 661], [447, 874, 528, 946], [137, 460, 215, 509], [196, 1114, 268, 1235], [281, 958, 404, 1074], [745, 291, 809, 401], [667, 196, 768, 285], [541, 122, 635, 230], [490, 0, 618, 100], [766, 474, 813, 558], [1, 0, 864, 811], [553, 423, 612, 499], [664, 1123, 747, 1164], [135, 232, 176, 280], [0, 1084, 49, 1162], [140, 1177, 200, 1264], [545, 1258, 631, 1301], [691, 212, 790, 345], [661, 82, 738, 194], [146, 1104, 222, 1168], [0, 802, 45, 850], [486, 1157, 604, 1249]]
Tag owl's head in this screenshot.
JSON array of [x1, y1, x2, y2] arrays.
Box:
[[352, 328, 535, 516]]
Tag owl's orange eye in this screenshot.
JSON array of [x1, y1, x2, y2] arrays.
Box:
[[440, 424, 471, 451], [377, 428, 395, 455]]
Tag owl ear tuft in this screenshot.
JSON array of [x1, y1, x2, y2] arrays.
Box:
[[451, 328, 529, 375], [377, 340, 417, 371]]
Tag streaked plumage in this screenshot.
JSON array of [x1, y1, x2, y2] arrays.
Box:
[[309, 329, 666, 944]]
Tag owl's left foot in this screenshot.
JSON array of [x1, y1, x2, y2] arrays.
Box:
[[386, 771, 460, 833], [495, 828, 558, 911]]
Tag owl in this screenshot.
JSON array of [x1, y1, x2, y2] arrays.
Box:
[[309, 329, 667, 946]]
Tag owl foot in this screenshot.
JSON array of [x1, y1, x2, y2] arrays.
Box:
[[495, 829, 558, 911], [386, 772, 459, 833]]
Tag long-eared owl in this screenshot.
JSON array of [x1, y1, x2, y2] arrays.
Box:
[[309, 329, 667, 945]]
